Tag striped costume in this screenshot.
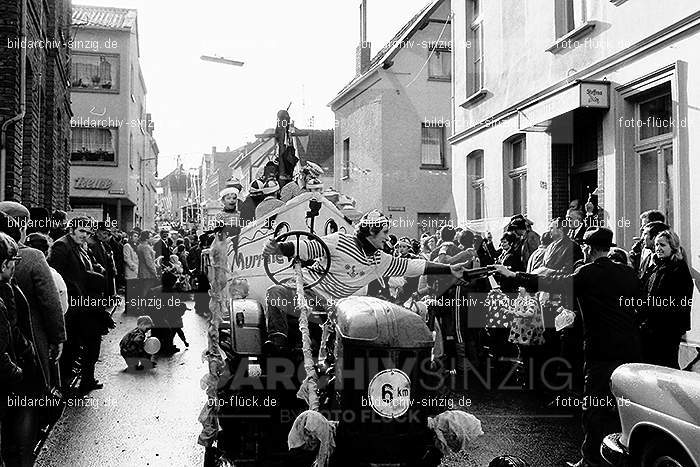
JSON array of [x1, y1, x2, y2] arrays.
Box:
[[265, 232, 428, 339], [288, 232, 426, 299]]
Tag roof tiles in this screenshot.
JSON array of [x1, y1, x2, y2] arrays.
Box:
[[72, 5, 137, 30]]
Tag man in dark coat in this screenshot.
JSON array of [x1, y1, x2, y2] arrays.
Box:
[[153, 229, 172, 268], [0, 203, 65, 389], [48, 217, 108, 392], [495, 227, 642, 467]]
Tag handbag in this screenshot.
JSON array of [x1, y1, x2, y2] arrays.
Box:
[[508, 293, 545, 346], [484, 288, 513, 329], [554, 306, 576, 331]]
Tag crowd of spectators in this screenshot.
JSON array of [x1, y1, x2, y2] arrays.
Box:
[[0, 201, 214, 467]]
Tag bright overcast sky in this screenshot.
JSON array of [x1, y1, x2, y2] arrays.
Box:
[[74, 0, 431, 176]]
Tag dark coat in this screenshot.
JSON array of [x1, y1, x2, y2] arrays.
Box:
[[0, 298, 23, 393], [628, 239, 645, 274], [48, 235, 111, 340], [88, 237, 116, 297], [239, 196, 258, 225], [48, 235, 105, 305], [109, 237, 125, 278], [516, 257, 642, 362], [0, 282, 48, 394], [188, 245, 202, 274], [520, 230, 541, 267], [496, 248, 524, 293], [14, 245, 65, 387], [153, 239, 172, 266], [640, 255, 693, 336], [477, 239, 498, 266], [543, 236, 583, 274]]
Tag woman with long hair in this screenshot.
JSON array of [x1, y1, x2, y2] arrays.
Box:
[[640, 229, 693, 368]]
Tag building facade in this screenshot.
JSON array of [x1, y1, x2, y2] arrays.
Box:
[[450, 0, 700, 339], [330, 0, 455, 238], [0, 0, 72, 209], [68, 6, 158, 230], [157, 164, 188, 226], [202, 145, 246, 222]]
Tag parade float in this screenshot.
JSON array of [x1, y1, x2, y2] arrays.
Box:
[[198, 110, 483, 466]]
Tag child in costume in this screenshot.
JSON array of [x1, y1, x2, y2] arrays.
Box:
[[214, 178, 243, 241]]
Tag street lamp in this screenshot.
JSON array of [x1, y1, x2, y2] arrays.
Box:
[[200, 55, 244, 67]]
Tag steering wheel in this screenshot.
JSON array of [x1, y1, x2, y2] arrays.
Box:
[[264, 230, 331, 290]]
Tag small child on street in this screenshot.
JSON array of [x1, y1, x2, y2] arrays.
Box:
[[120, 315, 156, 371]]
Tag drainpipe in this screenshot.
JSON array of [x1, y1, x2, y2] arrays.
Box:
[[0, 0, 28, 201]]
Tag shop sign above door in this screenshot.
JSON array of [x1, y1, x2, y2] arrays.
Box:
[[580, 82, 609, 108], [518, 80, 610, 130], [74, 177, 113, 190]]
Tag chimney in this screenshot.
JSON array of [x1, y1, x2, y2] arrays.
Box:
[[356, 0, 371, 75], [212, 146, 217, 154]]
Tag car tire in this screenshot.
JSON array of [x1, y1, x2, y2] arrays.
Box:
[[639, 435, 694, 467]]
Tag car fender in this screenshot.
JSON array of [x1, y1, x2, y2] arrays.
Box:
[[619, 400, 699, 465]]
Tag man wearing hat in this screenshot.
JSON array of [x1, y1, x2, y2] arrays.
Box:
[[261, 209, 473, 353], [305, 178, 324, 193], [494, 227, 642, 467], [255, 179, 284, 218], [49, 216, 108, 392]]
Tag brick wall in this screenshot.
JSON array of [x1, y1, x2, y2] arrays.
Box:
[[0, 0, 71, 210]]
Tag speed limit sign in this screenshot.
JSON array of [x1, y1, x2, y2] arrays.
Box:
[[367, 369, 411, 418]]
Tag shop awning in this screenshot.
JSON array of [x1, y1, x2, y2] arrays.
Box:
[[518, 80, 610, 131]]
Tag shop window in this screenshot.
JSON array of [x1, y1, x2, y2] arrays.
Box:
[[428, 48, 451, 80], [467, 0, 484, 95], [555, 0, 586, 38], [71, 127, 117, 165], [421, 124, 445, 168], [637, 88, 672, 142], [70, 53, 119, 91], [634, 82, 674, 227], [467, 150, 484, 219], [639, 146, 673, 227], [505, 135, 527, 215], [342, 138, 350, 179]]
